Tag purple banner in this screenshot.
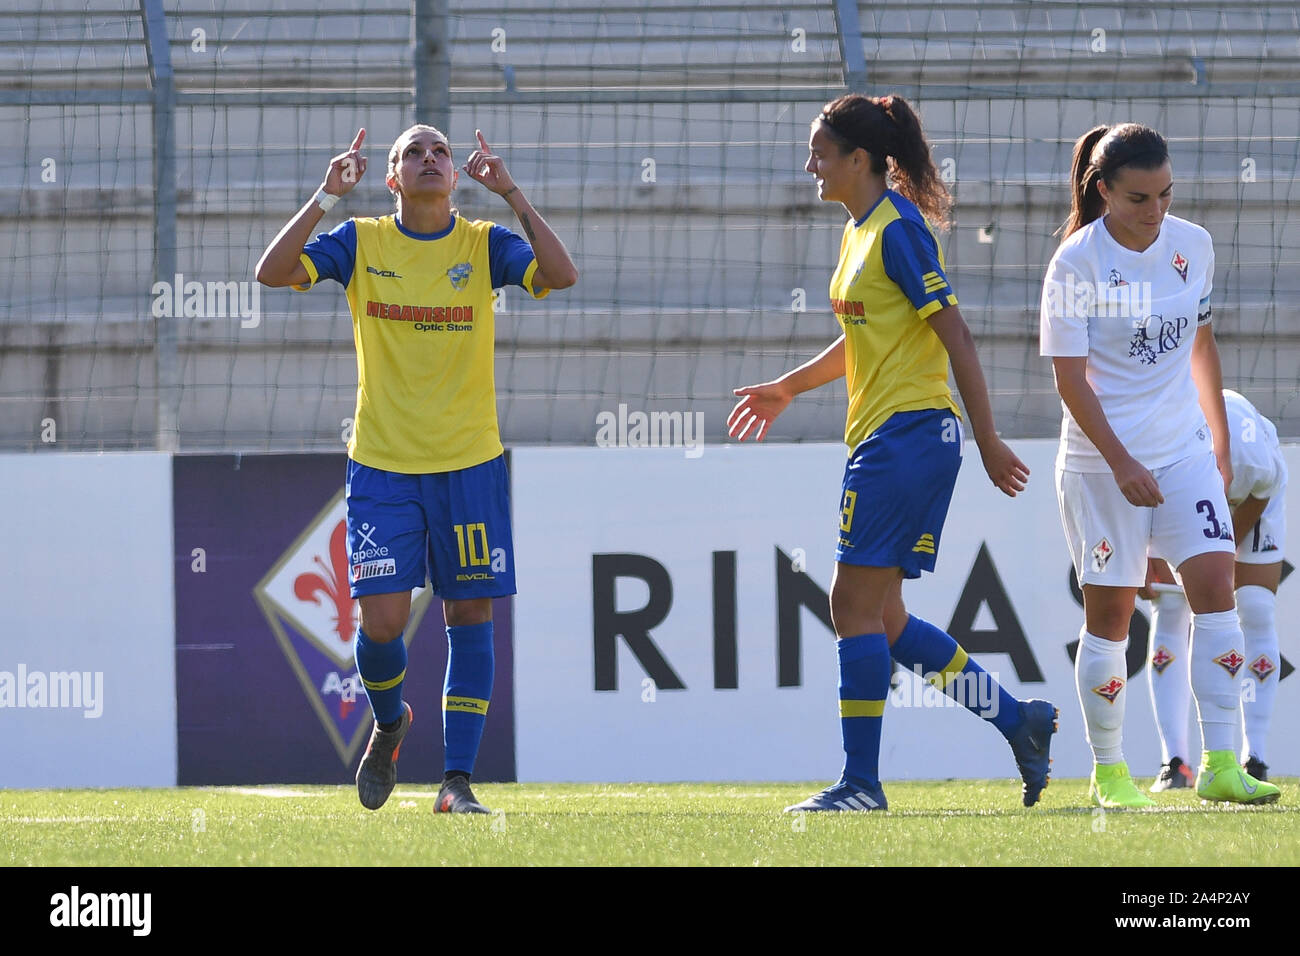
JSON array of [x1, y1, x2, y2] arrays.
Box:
[[174, 454, 516, 784]]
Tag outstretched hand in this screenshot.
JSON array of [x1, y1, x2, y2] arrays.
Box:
[[978, 437, 1031, 497], [323, 128, 368, 197], [462, 129, 518, 196], [728, 381, 794, 442]]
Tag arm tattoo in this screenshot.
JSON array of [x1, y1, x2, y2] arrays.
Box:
[[521, 213, 538, 242]]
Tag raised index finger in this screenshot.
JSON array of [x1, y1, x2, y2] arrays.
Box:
[[476, 129, 491, 153], [349, 128, 366, 152]]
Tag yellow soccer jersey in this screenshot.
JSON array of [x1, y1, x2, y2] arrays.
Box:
[[293, 213, 547, 473], [830, 189, 961, 451]]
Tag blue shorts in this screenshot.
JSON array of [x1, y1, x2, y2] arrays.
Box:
[[345, 455, 516, 600], [835, 408, 962, 578]]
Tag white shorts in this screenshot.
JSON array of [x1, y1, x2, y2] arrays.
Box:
[[1236, 490, 1286, 565], [1056, 450, 1237, 587]]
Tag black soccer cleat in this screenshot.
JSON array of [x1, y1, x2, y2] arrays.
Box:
[[1149, 756, 1195, 792], [1243, 756, 1269, 783], [435, 775, 491, 814], [355, 702, 413, 811]]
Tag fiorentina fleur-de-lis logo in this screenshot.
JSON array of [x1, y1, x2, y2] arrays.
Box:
[[1171, 250, 1189, 281], [1150, 646, 1175, 675], [1248, 655, 1274, 682], [292, 520, 354, 649], [1092, 677, 1125, 703], [1214, 650, 1245, 678]]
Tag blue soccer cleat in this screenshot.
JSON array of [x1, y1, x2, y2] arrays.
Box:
[[784, 779, 888, 813], [1009, 699, 1058, 807]]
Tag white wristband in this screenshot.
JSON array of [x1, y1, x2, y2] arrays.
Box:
[[314, 188, 340, 212]]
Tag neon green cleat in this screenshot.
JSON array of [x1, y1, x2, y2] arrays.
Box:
[[1089, 761, 1157, 808], [1196, 751, 1280, 805]]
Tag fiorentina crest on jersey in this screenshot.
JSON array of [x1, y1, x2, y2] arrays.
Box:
[[1150, 645, 1176, 675], [1171, 251, 1189, 282], [1213, 649, 1245, 678], [1093, 677, 1125, 703], [253, 491, 432, 765]]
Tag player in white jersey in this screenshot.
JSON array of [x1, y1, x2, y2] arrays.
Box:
[[1144, 389, 1288, 788], [1040, 123, 1279, 806]]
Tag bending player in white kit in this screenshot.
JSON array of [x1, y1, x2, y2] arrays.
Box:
[[1040, 122, 1279, 807], [1144, 388, 1288, 789]]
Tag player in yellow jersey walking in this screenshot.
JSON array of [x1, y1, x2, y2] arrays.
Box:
[[729, 94, 1057, 812], [256, 125, 577, 813]]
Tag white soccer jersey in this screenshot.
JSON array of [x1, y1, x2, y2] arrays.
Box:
[[1224, 388, 1287, 505], [1040, 214, 1215, 473]]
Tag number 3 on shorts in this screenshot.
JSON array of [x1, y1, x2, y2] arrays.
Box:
[[840, 490, 858, 533], [1195, 499, 1222, 540]]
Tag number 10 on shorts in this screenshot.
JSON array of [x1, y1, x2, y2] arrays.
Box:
[[453, 522, 490, 568]]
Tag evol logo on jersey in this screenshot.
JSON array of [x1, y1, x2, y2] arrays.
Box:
[[253, 491, 433, 766]]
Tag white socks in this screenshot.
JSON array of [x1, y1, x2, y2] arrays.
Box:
[[1075, 629, 1128, 764], [1146, 591, 1193, 763], [1236, 585, 1278, 764], [1189, 608, 1245, 754], [1081, 594, 1260, 767]]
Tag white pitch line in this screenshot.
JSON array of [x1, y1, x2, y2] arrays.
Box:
[[8, 816, 126, 824]]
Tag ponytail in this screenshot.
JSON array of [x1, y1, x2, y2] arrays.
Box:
[[815, 93, 951, 229], [1059, 123, 1168, 239], [1060, 125, 1111, 239]]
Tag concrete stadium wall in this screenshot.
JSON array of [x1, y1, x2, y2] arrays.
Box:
[[3, 0, 1298, 452]]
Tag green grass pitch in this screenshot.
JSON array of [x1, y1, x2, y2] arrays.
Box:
[[3, 779, 1295, 866]]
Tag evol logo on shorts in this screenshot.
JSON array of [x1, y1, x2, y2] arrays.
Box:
[[252, 490, 433, 766]]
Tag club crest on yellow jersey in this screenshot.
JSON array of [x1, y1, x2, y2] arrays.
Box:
[[448, 262, 473, 289]]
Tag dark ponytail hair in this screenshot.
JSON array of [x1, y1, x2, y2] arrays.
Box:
[[1060, 123, 1169, 239], [815, 93, 950, 229]]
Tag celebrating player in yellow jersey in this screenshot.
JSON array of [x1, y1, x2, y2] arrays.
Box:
[[729, 94, 1057, 813], [256, 125, 577, 813]]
